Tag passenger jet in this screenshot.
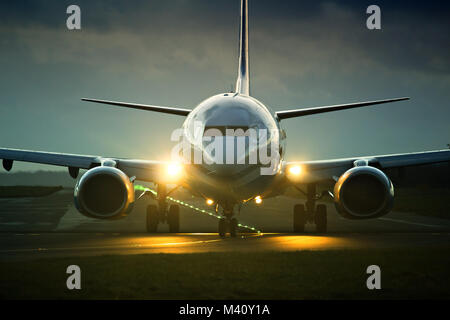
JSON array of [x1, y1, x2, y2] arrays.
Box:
[[1, 0, 449, 236]]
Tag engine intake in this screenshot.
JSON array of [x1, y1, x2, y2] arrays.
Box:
[[334, 166, 394, 219], [74, 166, 134, 219]]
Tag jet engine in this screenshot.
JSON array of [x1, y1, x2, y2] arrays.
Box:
[[334, 166, 394, 219], [74, 166, 135, 219]]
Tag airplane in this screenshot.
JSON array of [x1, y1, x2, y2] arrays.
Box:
[[1, 0, 449, 237]]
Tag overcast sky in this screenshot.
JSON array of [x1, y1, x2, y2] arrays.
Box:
[[0, 0, 449, 171]]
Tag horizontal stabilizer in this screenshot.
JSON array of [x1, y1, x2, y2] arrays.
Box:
[[276, 97, 409, 120], [81, 98, 192, 116]]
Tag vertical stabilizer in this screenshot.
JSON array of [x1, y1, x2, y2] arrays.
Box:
[[235, 0, 249, 95]]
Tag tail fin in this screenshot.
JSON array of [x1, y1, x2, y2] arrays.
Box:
[[235, 0, 249, 95]]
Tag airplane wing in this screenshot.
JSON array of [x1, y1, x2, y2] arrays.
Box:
[[283, 149, 450, 186], [0, 148, 101, 170], [2, 147, 449, 187], [0, 148, 170, 183]]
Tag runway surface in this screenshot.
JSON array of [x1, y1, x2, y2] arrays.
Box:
[[1, 189, 450, 260]]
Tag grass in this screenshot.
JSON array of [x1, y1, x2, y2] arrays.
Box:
[[1, 248, 450, 299], [0, 186, 63, 198]]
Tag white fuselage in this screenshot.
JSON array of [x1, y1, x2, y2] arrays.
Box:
[[180, 93, 286, 204]]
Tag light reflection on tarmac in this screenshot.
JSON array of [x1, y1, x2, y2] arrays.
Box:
[[1, 189, 450, 260], [1, 232, 450, 261]]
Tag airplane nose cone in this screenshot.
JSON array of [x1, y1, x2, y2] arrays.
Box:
[[208, 163, 251, 176], [202, 136, 255, 176]]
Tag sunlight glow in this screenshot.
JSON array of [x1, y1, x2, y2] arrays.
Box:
[[289, 165, 302, 176], [167, 163, 182, 176]]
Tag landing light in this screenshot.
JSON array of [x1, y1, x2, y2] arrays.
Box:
[[255, 196, 262, 204], [206, 199, 214, 206], [167, 163, 182, 176], [289, 165, 302, 176]]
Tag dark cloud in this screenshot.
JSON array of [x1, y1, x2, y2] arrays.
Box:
[[0, 0, 449, 170], [2, 1, 449, 29]]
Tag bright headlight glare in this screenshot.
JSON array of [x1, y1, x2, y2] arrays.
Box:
[[206, 199, 214, 205], [167, 163, 182, 176], [289, 165, 302, 176], [255, 196, 262, 204]]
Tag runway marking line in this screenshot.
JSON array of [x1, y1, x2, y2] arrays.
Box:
[[378, 217, 443, 228]]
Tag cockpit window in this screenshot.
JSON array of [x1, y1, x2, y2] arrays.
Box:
[[184, 94, 278, 145]]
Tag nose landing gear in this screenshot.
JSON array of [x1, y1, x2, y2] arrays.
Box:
[[218, 207, 238, 238]]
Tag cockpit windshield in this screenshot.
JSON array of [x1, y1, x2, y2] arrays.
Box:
[[185, 94, 277, 141], [181, 94, 280, 167]]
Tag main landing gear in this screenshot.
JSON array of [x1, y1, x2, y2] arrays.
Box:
[[293, 184, 327, 233], [218, 207, 238, 238], [146, 184, 180, 233]]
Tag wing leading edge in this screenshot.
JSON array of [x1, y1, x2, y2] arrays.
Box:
[[81, 98, 192, 116], [276, 97, 409, 120]]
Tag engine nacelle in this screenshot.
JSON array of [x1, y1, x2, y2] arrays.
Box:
[[74, 166, 135, 219], [334, 166, 394, 219]]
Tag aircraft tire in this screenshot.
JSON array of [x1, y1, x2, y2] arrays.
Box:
[[229, 218, 238, 237], [315, 204, 327, 233], [293, 204, 306, 233], [146, 204, 159, 233], [218, 218, 227, 237], [168, 204, 180, 233]]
